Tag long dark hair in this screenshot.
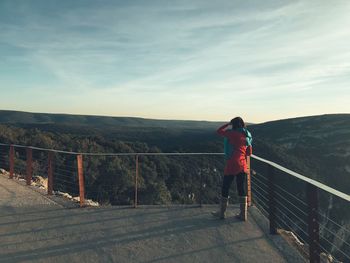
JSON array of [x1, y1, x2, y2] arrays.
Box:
[[230, 117, 246, 129]]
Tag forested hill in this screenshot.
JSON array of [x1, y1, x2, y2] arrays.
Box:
[[0, 110, 222, 129], [1, 111, 348, 193], [0, 110, 227, 152], [249, 114, 350, 194]]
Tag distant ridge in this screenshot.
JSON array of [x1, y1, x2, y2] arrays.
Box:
[[257, 113, 350, 125], [250, 113, 350, 138], [0, 110, 223, 129], [249, 113, 350, 194]]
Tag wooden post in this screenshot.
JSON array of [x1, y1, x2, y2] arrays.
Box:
[[247, 156, 252, 207], [47, 151, 54, 195], [307, 183, 320, 263], [26, 147, 33, 185], [77, 154, 85, 207], [268, 164, 277, 234], [134, 155, 139, 208], [9, 145, 14, 179]]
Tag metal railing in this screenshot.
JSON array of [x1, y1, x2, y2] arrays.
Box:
[[0, 143, 226, 206], [251, 154, 350, 263], [0, 142, 349, 263]]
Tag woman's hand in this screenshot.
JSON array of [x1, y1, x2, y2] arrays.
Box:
[[217, 122, 231, 135]]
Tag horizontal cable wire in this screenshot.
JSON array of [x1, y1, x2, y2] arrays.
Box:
[[275, 220, 308, 245], [317, 212, 350, 235], [252, 193, 269, 206], [252, 188, 267, 203], [251, 187, 269, 203], [251, 192, 269, 206], [54, 163, 78, 169], [54, 168, 76, 175], [54, 180, 78, 188], [53, 183, 75, 191], [53, 183, 77, 189], [54, 173, 77, 182], [54, 178, 78, 186], [252, 194, 269, 212], [274, 183, 308, 208], [317, 242, 341, 263], [53, 177, 76, 183], [274, 189, 308, 217], [251, 177, 268, 190], [253, 201, 269, 218], [251, 173, 268, 184], [275, 206, 309, 237], [320, 226, 350, 249], [319, 235, 350, 261], [252, 172, 268, 181], [54, 180, 77, 187], [252, 186, 268, 200], [252, 183, 269, 196], [255, 176, 269, 184], [54, 183, 76, 189], [251, 176, 269, 190], [54, 175, 77, 182], [54, 170, 76, 177], [54, 168, 76, 176], [274, 199, 308, 227], [54, 171, 76, 178], [253, 198, 269, 213], [275, 218, 307, 244]]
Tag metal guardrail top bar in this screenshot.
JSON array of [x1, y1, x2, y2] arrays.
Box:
[[0, 143, 223, 156], [252, 154, 350, 202], [0, 142, 349, 202]]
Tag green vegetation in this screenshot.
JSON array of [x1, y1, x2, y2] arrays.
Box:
[[2, 111, 349, 260], [0, 124, 224, 205], [250, 114, 350, 194]]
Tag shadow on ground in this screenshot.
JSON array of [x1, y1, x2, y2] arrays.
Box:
[[0, 175, 292, 263]]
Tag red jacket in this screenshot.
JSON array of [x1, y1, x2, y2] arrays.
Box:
[[217, 123, 252, 175]]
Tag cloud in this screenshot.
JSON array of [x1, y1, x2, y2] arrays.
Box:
[[1, 0, 350, 122]]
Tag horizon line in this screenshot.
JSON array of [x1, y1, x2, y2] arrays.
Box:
[[0, 108, 349, 125]]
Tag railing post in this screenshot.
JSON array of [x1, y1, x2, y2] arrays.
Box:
[[247, 156, 252, 207], [268, 164, 277, 234], [9, 145, 14, 179], [134, 155, 139, 208], [26, 147, 33, 185], [307, 183, 320, 263], [47, 151, 54, 195], [77, 154, 85, 207]]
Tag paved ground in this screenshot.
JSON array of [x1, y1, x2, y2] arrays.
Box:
[[0, 174, 300, 263]]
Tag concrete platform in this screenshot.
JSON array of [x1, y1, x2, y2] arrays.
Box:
[[0, 174, 303, 263]]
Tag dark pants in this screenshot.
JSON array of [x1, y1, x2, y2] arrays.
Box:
[[221, 172, 247, 198]]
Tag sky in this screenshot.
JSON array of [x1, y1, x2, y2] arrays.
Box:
[[0, 0, 349, 123]]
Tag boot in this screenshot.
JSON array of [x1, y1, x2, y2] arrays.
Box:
[[211, 196, 229, 219], [236, 196, 247, 221]]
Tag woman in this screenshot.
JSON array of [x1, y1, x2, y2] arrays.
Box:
[[212, 117, 252, 221]]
